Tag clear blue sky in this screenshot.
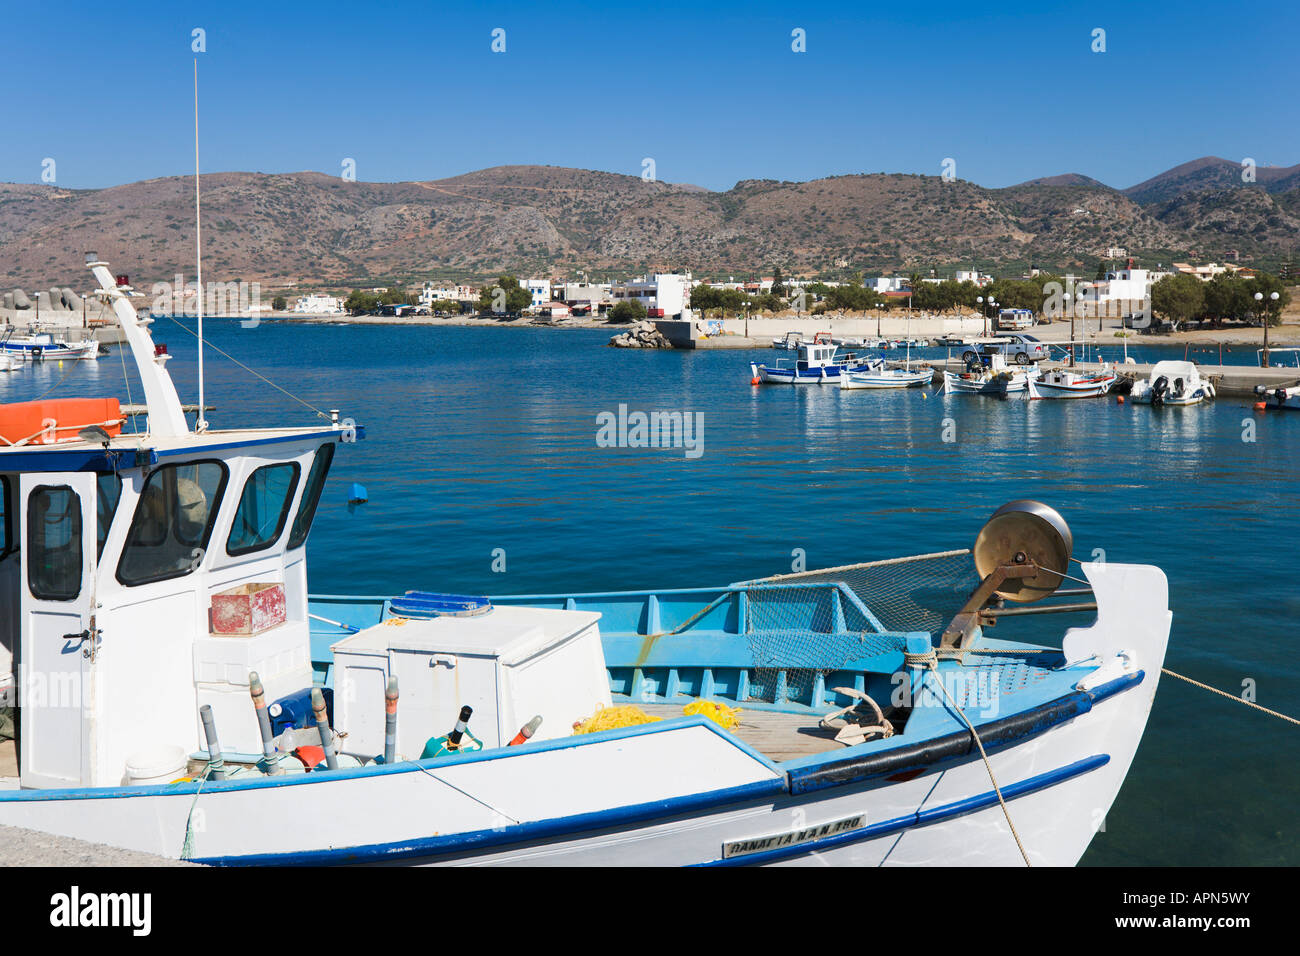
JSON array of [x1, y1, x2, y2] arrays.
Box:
[[2, 0, 1296, 192]]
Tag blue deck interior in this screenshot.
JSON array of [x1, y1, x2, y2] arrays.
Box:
[[309, 581, 1095, 755]]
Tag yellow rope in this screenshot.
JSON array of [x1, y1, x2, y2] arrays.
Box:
[[1161, 668, 1300, 727]]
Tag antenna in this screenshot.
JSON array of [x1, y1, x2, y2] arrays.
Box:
[[194, 58, 208, 432]]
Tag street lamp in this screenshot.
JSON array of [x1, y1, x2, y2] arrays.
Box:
[[1063, 291, 1074, 365], [1255, 290, 1281, 367]]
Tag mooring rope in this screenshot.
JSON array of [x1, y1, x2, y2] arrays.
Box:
[[1160, 668, 1300, 727], [906, 648, 1032, 867]]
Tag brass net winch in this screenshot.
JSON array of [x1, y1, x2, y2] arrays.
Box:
[[941, 500, 1077, 649]]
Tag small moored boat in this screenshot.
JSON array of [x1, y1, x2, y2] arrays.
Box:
[[1027, 365, 1118, 400], [750, 341, 869, 385], [1129, 360, 1215, 406], [943, 350, 1040, 397], [0, 326, 100, 361]]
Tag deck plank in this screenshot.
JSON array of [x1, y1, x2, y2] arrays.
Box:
[[640, 703, 845, 762]]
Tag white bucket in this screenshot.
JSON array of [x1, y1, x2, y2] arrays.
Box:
[[121, 745, 188, 786]]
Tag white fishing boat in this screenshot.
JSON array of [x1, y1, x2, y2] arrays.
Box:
[[0, 276, 1173, 864], [0, 352, 17, 373], [943, 350, 1040, 396], [750, 341, 870, 385], [772, 331, 805, 350], [1027, 365, 1118, 400], [0, 326, 101, 361], [1129, 360, 1215, 406], [839, 364, 933, 389]]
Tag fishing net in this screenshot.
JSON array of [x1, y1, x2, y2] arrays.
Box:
[[741, 550, 978, 691]]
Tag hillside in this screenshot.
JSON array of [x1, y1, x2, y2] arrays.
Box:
[[1123, 156, 1300, 205], [0, 160, 1296, 289]]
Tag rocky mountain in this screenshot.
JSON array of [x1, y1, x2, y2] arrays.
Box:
[[1122, 156, 1300, 205], [0, 160, 1296, 290]]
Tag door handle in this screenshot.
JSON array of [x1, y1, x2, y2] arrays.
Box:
[[62, 629, 90, 643]]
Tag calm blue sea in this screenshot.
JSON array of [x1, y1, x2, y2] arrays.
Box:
[[5, 319, 1297, 866]]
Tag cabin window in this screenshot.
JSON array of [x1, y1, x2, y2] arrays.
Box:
[[96, 472, 123, 560], [287, 443, 334, 550], [117, 461, 228, 586], [27, 486, 83, 601], [226, 462, 300, 556]]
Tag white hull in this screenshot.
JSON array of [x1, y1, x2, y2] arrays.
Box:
[[1, 340, 100, 361], [839, 368, 932, 389], [0, 563, 1169, 867], [943, 368, 1038, 395], [1027, 371, 1118, 400]]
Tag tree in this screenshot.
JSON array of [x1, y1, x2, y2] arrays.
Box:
[[1201, 274, 1251, 326], [1150, 274, 1205, 327], [478, 275, 532, 314], [690, 285, 720, 316], [271, 295, 287, 311], [344, 289, 379, 314], [609, 299, 647, 323], [1246, 273, 1290, 326]]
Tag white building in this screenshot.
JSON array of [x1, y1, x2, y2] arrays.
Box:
[[520, 278, 552, 310], [868, 277, 910, 294], [293, 294, 344, 314], [419, 283, 477, 307], [611, 273, 693, 317]]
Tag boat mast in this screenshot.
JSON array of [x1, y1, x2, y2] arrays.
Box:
[[194, 58, 208, 432]]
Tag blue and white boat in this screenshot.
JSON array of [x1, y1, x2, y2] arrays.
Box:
[[750, 341, 870, 385], [0, 257, 1173, 866], [0, 326, 100, 361]]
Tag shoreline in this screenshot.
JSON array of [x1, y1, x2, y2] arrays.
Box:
[[276, 311, 1300, 349]]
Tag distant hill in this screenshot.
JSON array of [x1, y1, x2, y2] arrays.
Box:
[[1122, 156, 1300, 205], [1015, 173, 1112, 189], [1, 160, 1296, 289]]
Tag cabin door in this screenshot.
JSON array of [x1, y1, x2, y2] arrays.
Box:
[[18, 472, 98, 788]]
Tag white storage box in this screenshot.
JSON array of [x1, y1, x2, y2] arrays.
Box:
[[193, 620, 313, 755], [331, 606, 608, 758]]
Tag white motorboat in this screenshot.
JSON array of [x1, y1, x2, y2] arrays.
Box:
[[1129, 360, 1215, 406], [1027, 365, 1119, 400], [1253, 378, 1300, 410]]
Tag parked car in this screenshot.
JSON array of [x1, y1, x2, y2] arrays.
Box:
[[963, 334, 1051, 365]]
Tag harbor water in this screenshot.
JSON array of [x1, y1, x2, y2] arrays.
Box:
[[6, 320, 1297, 866]]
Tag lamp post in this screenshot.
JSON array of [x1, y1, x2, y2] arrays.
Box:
[[1063, 291, 1074, 365], [976, 296, 984, 337], [1256, 290, 1281, 367]]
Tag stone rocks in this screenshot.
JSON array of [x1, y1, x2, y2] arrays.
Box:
[[609, 320, 673, 349]]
